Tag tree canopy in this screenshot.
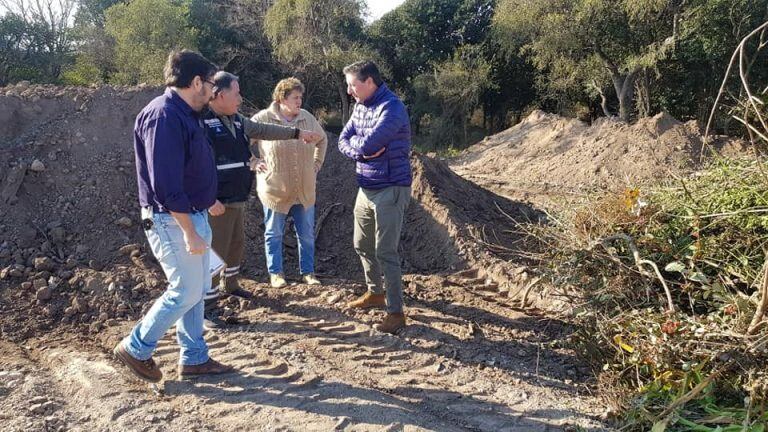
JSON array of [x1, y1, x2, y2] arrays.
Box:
[[104, 0, 198, 85], [0, 0, 765, 146]]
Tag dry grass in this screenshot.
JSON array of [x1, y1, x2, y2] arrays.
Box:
[[529, 160, 768, 430]]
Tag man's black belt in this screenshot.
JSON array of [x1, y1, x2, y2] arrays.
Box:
[[143, 205, 205, 214], [140, 205, 205, 230]]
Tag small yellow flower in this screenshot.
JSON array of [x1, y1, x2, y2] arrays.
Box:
[[622, 188, 640, 211]]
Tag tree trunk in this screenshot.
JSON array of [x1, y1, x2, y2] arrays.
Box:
[[591, 81, 612, 117], [595, 44, 638, 122], [635, 69, 651, 118], [338, 81, 350, 124], [612, 71, 638, 123]]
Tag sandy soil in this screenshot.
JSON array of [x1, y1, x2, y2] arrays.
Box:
[[0, 83, 610, 431]]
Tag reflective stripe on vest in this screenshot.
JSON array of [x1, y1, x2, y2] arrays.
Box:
[[216, 162, 248, 170]]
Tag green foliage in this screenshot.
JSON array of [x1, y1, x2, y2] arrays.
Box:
[[655, 0, 768, 124], [0, 13, 32, 85], [0, 0, 762, 137], [265, 0, 366, 65], [493, 0, 682, 120], [642, 159, 768, 294], [264, 0, 373, 116], [104, 0, 198, 85], [367, 0, 535, 145], [74, 0, 123, 27], [492, 0, 768, 125], [61, 54, 103, 85], [367, 0, 486, 86], [66, 0, 122, 84], [433, 48, 495, 117], [539, 158, 768, 430], [0, 10, 72, 85], [188, 0, 282, 107], [408, 46, 495, 149]]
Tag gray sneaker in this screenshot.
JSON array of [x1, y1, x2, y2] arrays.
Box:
[[270, 273, 287, 288]]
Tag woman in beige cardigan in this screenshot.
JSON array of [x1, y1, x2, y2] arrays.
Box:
[[251, 78, 328, 288]]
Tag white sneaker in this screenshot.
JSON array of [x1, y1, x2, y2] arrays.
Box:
[[270, 273, 287, 288], [302, 273, 321, 285]]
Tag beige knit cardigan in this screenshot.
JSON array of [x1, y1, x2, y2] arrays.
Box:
[[251, 102, 328, 214]]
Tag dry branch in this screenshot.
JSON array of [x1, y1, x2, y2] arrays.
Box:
[[703, 20, 768, 337], [595, 233, 676, 313], [705, 20, 768, 142], [748, 258, 768, 335]]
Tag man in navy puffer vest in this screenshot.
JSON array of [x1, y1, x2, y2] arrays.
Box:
[[338, 60, 412, 334]]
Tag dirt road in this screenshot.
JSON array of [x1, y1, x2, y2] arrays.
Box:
[[1, 274, 607, 431], [0, 84, 609, 431]]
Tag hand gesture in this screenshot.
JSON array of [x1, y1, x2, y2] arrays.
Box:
[[299, 130, 322, 144], [183, 231, 207, 255], [250, 157, 267, 174], [208, 200, 225, 217], [363, 147, 386, 159]]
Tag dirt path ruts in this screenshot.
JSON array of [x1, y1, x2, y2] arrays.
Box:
[[0, 275, 608, 432]]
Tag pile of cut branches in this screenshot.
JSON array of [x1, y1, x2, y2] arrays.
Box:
[[536, 159, 768, 430]]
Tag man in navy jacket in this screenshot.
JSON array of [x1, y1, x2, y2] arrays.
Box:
[[338, 60, 412, 334], [113, 50, 234, 382]]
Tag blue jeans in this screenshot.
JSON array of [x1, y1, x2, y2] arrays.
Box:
[[263, 204, 315, 275], [122, 211, 211, 366]]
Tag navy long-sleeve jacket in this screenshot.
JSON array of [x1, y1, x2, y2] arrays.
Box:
[[134, 88, 217, 213], [338, 83, 412, 189]]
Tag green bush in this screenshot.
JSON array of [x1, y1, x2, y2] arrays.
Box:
[[104, 0, 197, 85], [62, 55, 103, 86], [539, 157, 768, 430]]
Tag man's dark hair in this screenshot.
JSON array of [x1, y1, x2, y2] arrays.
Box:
[[212, 71, 239, 96], [163, 50, 218, 88], [343, 60, 383, 86]]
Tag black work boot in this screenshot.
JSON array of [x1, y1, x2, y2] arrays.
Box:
[[203, 297, 225, 330], [223, 274, 253, 299]]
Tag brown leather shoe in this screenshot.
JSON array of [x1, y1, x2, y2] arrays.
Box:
[[375, 313, 406, 334], [346, 291, 386, 309], [113, 342, 163, 383], [178, 358, 235, 378]]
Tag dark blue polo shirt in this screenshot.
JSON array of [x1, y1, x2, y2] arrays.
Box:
[[134, 88, 217, 213]]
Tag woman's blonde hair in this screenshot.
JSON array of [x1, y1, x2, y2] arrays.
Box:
[[272, 77, 305, 103]]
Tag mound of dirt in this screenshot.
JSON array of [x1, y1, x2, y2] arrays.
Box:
[[451, 110, 747, 207], [0, 84, 538, 341]]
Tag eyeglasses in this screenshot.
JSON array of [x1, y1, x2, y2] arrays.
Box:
[[202, 77, 216, 87]]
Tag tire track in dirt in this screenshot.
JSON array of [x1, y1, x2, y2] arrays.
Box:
[[1, 275, 608, 431]]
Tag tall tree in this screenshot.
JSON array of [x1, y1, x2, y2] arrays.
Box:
[[493, 0, 684, 122], [367, 0, 493, 92], [0, 0, 77, 81], [66, 0, 123, 84], [432, 46, 495, 141], [654, 0, 768, 124], [264, 0, 372, 121], [74, 0, 123, 27], [104, 0, 197, 84], [0, 13, 34, 85], [190, 0, 281, 107]]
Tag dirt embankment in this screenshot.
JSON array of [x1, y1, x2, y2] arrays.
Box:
[[451, 110, 747, 207], [0, 84, 610, 432], [0, 83, 539, 342]]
